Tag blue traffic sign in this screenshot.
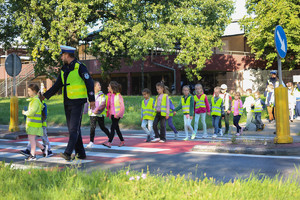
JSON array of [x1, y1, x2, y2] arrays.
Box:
[[274, 25, 287, 58]]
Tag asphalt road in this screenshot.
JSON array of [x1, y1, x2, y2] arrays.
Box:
[[1, 133, 300, 182]]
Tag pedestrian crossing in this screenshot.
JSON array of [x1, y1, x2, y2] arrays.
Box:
[[0, 139, 172, 166]]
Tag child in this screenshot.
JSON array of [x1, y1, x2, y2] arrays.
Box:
[[20, 99, 53, 157], [252, 91, 266, 131], [86, 81, 111, 148], [211, 87, 224, 138], [102, 81, 125, 148], [231, 92, 243, 136], [174, 85, 194, 141], [264, 84, 275, 123], [219, 84, 232, 135], [165, 87, 179, 140], [193, 84, 210, 139], [243, 88, 255, 131], [287, 82, 296, 122], [295, 82, 300, 120], [141, 88, 155, 142], [22, 84, 47, 161], [152, 82, 170, 143]]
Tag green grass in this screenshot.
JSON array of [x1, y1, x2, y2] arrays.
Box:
[[1, 162, 300, 199], [0, 95, 268, 130]]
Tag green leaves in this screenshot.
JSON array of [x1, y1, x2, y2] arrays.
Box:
[[1, 0, 234, 80], [240, 0, 300, 69], [89, 0, 234, 80]]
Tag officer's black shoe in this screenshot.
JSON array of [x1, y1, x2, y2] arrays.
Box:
[[20, 149, 30, 157], [60, 152, 71, 161], [72, 154, 86, 160]]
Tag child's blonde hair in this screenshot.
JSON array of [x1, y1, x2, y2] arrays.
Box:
[[182, 85, 190, 91], [195, 84, 203, 90]]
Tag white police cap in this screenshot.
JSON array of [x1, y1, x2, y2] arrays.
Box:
[[60, 45, 76, 54]]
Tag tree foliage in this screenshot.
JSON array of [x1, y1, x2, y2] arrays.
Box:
[[240, 0, 300, 69], [1, 0, 234, 79], [90, 0, 234, 80]]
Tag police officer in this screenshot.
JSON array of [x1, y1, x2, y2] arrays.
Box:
[[43, 45, 95, 161], [266, 70, 280, 89]]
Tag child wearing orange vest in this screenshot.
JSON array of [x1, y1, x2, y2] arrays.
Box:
[[103, 81, 125, 148], [141, 88, 155, 142], [231, 92, 243, 136]]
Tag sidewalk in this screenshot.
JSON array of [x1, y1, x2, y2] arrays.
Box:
[[1, 119, 300, 155]]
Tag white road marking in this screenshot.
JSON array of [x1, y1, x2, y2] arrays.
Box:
[[15, 141, 170, 153], [188, 151, 300, 160]]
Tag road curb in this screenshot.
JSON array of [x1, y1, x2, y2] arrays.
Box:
[[192, 144, 300, 156]]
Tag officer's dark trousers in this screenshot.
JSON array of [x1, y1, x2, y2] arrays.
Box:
[[64, 104, 86, 157]]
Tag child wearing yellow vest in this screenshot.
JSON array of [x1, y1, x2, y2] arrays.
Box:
[[141, 88, 156, 142], [103, 81, 125, 148], [231, 92, 243, 136], [22, 84, 47, 161], [193, 84, 210, 139], [211, 87, 224, 138], [252, 91, 266, 131], [86, 81, 111, 148], [174, 85, 194, 141], [152, 82, 170, 143]]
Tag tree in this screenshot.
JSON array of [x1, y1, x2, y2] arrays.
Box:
[[1, 0, 102, 76], [240, 0, 300, 69], [89, 0, 234, 80], [0, 0, 21, 50]]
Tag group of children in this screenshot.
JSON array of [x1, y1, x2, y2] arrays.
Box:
[[22, 79, 298, 160], [141, 83, 273, 141]]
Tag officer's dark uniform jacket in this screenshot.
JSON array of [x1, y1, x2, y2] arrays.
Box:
[[44, 59, 95, 103]]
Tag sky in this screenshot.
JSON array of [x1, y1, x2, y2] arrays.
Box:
[[223, 0, 247, 36]]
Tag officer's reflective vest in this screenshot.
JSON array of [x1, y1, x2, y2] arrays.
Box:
[[61, 62, 88, 99], [211, 97, 222, 116], [254, 99, 263, 113], [194, 94, 206, 109], [232, 100, 243, 115], [267, 79, 279, 88], [181, 96, 191, 114], [141, 98, 155, 120], [154, 94, 168, 116], [27, 96, 43, 128]]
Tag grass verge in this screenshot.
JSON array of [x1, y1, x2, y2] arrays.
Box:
[[1, 162, 300, 200]]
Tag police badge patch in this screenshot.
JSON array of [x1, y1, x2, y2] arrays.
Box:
[[84, 73, 89, 79]]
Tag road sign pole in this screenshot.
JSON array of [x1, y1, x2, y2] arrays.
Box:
[[13, 54, 17, 96], [277, 55, 283, 86]]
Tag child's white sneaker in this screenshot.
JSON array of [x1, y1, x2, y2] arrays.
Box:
[[174, 133, 178, 140], [86, 142, 94, 148], [219, 129, 223, 136], [191, 133, 196, 140], [183, 137, 189, 141], [151, 138, 160, 143], [212, 134, 217, 138], [202, 134, 208, 138]]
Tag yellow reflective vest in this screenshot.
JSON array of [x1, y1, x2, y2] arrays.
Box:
[[61, 62, 88, 99], [141, 98, 155, 120], [211, 97, 223, 116], [154, 94, 168, 116], [194, 94, 206, 109], [254, 99, 263, 113], [181, 96, 192, 114], [26, 96, 43, 128]]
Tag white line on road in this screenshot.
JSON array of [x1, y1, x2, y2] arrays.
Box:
[[187, 151, 300, 160], [15, 141, 170, 152]]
